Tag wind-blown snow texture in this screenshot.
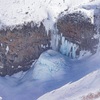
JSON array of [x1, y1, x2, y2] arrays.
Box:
[[0, 0, 94, 28], [38, 69, 100, 100], [0, 0, 100, 100]]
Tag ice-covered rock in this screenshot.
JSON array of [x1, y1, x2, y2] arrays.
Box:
[[57, 12, 99, 58], [0, 0, 100, 76], [32, 50, 69, 80]]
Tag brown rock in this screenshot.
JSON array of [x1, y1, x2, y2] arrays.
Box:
[[57, 12, 99, 55], [0, 22, 51, 76]]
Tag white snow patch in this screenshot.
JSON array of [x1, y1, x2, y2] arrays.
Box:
[[0, 97, 2, 100], [5, 45, 9, 55], [78, 50, 92, 59], [32, 50, 69, 80], [0, 0, 93, 27], [18, 65, 22, 68], [0, 43, 3, 47], [0, 66, 3, 69]]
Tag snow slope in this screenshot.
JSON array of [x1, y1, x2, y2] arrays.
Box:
[[0, 49, 100, 100], [38, 69, 100, 100], [0, 50, 70, 100]]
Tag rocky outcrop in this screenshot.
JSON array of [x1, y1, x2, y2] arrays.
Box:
[[0, 22, 51, 76], [57, 12, 99, 56], [0, 12, 99, 76]]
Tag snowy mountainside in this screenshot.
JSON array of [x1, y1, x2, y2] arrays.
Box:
[[0, 0, 100, 100], [38, 69, 100, 100], [0, 49, 100, 100]]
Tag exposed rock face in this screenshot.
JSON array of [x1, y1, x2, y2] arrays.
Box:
[[0, 12, 99, 76], [0, 22, 51, 76], [57, 12, 99, 56]]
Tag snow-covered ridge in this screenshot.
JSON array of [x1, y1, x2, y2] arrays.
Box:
[[32, 50, 69, 80], [0, 0, 95, 28], [38, 69, 100, 100]]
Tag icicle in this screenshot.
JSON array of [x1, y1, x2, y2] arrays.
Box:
[[5, 45, 9, 55], [60, 36, 79, 58], [72, 43, 79, 58], [51, 33, 60, 51]]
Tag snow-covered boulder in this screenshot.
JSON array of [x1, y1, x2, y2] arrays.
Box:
[[32, 50, 69, 81]]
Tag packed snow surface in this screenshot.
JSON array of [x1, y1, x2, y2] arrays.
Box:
[[0, 49, 100, 100], [0, 0, 95, 27], [38, 69, 100, 100]]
